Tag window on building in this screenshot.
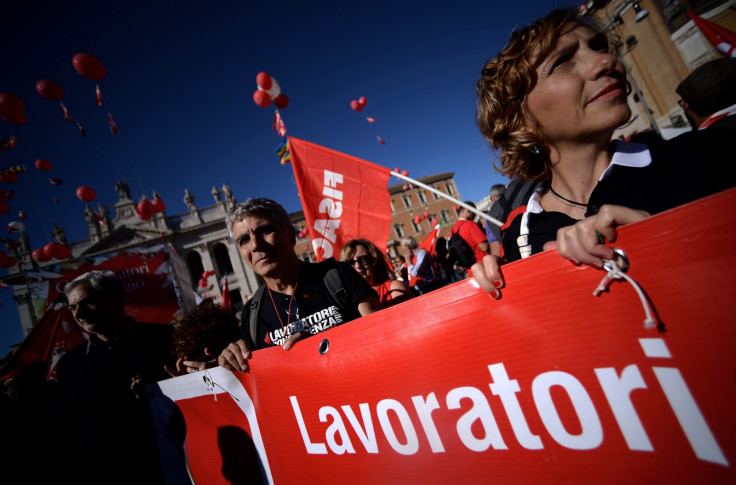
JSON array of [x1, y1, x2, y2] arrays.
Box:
[[412, 220, 421, 233], [186, 251, 205, 290], [441, 209, 450, 223], [394, 223, 405, 238], [402, 194, 412, 208], [213, 243, 233, 277], [390, 198, 395, 212], [445, 182, 455, 196], [418, 191, 427, 204], [433, 186, 440, 199]]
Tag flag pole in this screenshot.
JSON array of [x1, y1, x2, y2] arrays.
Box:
[[390, 171, 503, 227]]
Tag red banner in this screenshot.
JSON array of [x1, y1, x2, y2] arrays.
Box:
[[152, 189, 736, 484], [288, 137, 392, 260], [688, 12, 736, 58]]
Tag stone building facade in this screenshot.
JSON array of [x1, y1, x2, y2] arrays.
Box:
[[3, 173, 465, 339]]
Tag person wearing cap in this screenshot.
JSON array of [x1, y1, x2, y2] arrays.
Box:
[[676, 58, 736, 131]]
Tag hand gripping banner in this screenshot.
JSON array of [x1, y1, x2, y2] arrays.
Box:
[[287, 137, 392, 260], [151, 189, 736, 484]]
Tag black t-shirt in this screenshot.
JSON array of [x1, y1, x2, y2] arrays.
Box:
[[502, 131, 734, 262], [241, 259, 377, 350]]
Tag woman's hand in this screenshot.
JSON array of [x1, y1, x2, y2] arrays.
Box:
[[470, 254, 505, 299], [550, 204, 649, 267], [165, 350, 219, 377]]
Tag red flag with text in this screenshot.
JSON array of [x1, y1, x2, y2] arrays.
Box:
[[151, 189, 736, 485], [688, 12, 736, 58], [288, 137, 392, 260]]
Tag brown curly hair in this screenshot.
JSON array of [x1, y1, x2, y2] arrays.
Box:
[[476, 8, 622, 182], [172, 302, 240, 360]]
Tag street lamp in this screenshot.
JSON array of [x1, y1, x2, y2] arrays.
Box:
[[632, 2, 650, 23]]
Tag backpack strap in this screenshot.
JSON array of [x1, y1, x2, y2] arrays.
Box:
[[248, 284, 267, 346], [324, 266, 358, 320]]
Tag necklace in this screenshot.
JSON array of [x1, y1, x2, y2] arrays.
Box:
[[267, 282, 298, 331], [549, 186, 588, 209]]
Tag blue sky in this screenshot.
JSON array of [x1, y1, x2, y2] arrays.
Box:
[[0, 0, 569, 356]]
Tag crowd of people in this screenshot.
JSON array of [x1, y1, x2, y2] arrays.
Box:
[[2, 6, 735, 482]]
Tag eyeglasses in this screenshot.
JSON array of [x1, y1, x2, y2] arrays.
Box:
[[345, 255, 372, 267]]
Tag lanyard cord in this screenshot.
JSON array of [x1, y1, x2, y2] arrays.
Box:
[[266, 282, 298, 330]]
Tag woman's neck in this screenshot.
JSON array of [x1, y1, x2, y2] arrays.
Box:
[[547, 139, 613, 203]]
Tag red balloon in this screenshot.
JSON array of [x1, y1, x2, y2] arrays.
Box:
[[431, 219, 438, 226], [1, 136, 17, 151], [350, 100, 359, 111], [72, 53, 106, 81], [402, 184, 409, 191], [199, 278, 208, 288], [0, 203, 9, 215], [35, 80, 64, 101], [358, 96, 367, 107], [32, 248, 51, 262], [454, 205, 461, 211], [401, 170, 409, 176], [253, 90, 271, 108], [18, 210, 27, 220], [43, 242, 70, 260], [136, 199, 153, 220], [413, 216, 422, 225], [273, 94, 289, 109], [151, 198, 166, 213], [393, 167, 400, 173], [1, 172, 18, 183], [423, 212, 429, 219], [0, 254, 17, 268], [0, 109, 26, 125], [256, 72, 272, 90], [76, 186, 96, 202], [0, 93, 26, 113], [35, 159, 53, 172]]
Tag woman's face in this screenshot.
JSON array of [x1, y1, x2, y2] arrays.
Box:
[[526, 25, 630, 146], [346, 244, 375, 285]]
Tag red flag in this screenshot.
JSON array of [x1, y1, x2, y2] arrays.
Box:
[[688, 12, 736, 58], [95, 84, 104, 109], [273, 109, 286, 137], [288, 137, 392, 261], [221, 276, 232, 312], [108, 113, 118, 135], [366, 116, 376, 123], [377, 136, 386, 145], [418, 222, 441, 258], [60, 102, 73, 121]]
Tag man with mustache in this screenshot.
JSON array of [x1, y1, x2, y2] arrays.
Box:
[[218, 197, 381, 373]]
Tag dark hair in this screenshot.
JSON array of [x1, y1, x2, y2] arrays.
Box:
[[172, 302, 240, 360], [476, 8, 623, 182]]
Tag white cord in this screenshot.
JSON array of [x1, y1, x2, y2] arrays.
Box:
[[594, 255, 657, 329]]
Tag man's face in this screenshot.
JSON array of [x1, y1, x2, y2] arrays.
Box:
[[67, 282, 124, 336], [232, 211, 295, 278]]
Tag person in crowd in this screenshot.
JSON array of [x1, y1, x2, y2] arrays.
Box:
[[471, 7, 734, 296], [676, 57, 736, 131], [400, 235, 442, 295], [218, 198, 381, 373], [449, 201, 490, 277], [339, 238, 413, 307], [57, 270, 174, 484], [391, 254, 409, 283], [165, 301, 241, 376], [485, 178, 541, 257], [484, 184, 506, 253]]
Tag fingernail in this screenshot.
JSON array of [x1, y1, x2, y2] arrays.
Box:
[[568, 258, 579, 265], [488, 288, 499, 298], [493, 280, 502, 288]]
